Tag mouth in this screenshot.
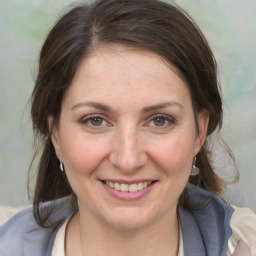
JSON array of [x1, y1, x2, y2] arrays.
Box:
[[100, 180, 157, 201], [103, 180, 154, 192]]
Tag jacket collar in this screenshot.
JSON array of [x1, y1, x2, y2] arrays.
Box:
[[179, 183, 233, 256]]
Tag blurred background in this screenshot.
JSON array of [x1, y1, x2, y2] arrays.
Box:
[[0, 0, 255, 211]]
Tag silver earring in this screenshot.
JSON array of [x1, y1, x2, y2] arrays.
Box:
[[190, 157, 199, 176], [60, 162, 64, 172]]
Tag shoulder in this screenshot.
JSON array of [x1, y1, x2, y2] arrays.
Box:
[[0, 205, 24, 226], [179, 184, 234, 255], [228, 205, 256, 256], [180, 185, 256, 256], [0, 205, 54, 256], [0, 198, 74, 256]]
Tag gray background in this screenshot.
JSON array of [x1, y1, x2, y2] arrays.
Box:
[[0, 0, 255, 210]]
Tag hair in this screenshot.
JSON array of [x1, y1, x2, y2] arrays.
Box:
[[30, 0, 233, 227]]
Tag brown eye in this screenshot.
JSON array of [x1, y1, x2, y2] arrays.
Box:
[[147, 115, 176, 129], [81, 115, 111, 130], [90, 117, 103, 126], [153, 117, 166, 126]]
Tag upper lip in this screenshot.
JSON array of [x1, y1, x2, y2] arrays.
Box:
[[100, 179, 157, 184]]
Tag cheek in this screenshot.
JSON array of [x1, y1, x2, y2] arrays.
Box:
[[151, 134, 195, 175], [60, 133, 109, 177], [60, 134, 111, 202]]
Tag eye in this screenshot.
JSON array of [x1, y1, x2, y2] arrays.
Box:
[[90, 117, 104, 126], [81, 115, 110, 129], [153, 117, 166, 126], [147, 115, 175, 129]]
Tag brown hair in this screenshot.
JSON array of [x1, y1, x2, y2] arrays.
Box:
[[31, 0, 231, 226]]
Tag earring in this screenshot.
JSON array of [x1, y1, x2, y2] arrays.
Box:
[[190, 157, 199, 176], [60, 162, 64, 172]]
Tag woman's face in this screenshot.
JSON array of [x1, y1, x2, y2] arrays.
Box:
[[51, 45, 209, 230]]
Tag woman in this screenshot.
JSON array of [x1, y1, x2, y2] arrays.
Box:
[[0, 0, 255, 255]]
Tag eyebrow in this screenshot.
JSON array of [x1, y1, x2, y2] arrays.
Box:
[[71, 101, 184, 112], [71, 101, 112, 112], [142, 101, 184, 113]]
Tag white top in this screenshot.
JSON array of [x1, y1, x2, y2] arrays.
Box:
[[52, 217, 70, 256], [52, 206, 256, 256], [227, 205, 256, 256]]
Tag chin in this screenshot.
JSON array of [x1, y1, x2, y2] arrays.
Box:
[[102, 208, 154, 231]]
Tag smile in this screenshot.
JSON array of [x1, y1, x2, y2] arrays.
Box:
[[101, 180, 157, 201], [104, 181, 153, 192]]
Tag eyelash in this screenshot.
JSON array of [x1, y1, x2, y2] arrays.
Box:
[[80, 114, 176, 130], [80, 114, 111, 129], [146, 114, 176, 129]]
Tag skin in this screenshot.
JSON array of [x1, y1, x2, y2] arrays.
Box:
[[50, 45, 209, 256]]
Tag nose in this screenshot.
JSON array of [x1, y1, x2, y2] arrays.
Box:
[[109, 126, 147, 173]]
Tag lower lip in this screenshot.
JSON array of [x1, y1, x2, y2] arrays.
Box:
[[102, 181, 157, 201]]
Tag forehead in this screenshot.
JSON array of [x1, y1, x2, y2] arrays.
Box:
[[63, 45, 191, 109]]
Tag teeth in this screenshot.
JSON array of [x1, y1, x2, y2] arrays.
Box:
[[137, 182, 143, 191], [128, 184, 137, 192], [114, 182, 120, 190], [120, 184, 128, 192], [105, 181, 153, 192]]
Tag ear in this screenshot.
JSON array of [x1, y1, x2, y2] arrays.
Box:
[[193, 109, 209, 156], [48, 115, 62, 160]]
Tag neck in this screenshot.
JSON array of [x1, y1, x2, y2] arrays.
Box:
[[65, 208, 179, 256]]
